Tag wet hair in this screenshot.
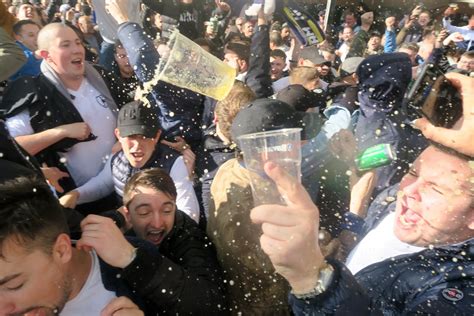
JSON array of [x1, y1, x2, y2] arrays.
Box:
[[123, 168, 177, 208], [0, 176, 69, 257], [12, 19, 39, 35], [215, 81, 256, 142], [270, 48, 286, 60]]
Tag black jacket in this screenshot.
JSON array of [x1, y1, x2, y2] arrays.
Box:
[[0, 66, 132, 192], [123, 210, 227, 314]]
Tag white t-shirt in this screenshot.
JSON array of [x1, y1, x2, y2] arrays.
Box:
[[61, 252, 117, 315], [6, 78, 117, 186], [338, 42, 350, 62], [346, 212, 425, 275], [75, 155, 200, 223]]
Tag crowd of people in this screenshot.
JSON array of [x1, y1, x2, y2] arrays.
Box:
[[0, 0, 473, 315]]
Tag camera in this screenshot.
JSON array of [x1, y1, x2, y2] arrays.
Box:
[[406, 63, 462, 128]]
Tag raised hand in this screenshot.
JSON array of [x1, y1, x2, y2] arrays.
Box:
[[250, 161, 325, 294]]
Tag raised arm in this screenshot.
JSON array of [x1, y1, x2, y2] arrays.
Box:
[[245, 8, 273, 98]]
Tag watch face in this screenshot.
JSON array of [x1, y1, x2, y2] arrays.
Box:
[[293, 263, 334, 299]]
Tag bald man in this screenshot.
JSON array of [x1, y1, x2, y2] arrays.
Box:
[[0, 23, 132, 202]]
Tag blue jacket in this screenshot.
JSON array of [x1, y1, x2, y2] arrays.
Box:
[[117, 22, 205, 144], [9, 41, 41, 80], [289, 239, 473, 315]]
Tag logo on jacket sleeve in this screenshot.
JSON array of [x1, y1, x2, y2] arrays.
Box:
[[441, 288, 463, 302], [96, 95, 108, 108]]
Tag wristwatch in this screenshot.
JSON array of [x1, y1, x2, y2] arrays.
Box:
[[292, 263, 335, 300]]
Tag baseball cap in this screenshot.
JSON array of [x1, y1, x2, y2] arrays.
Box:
[[117, 101, 161, 138], [276, 84, 327, 112], [230, 98, 322, 142], [299, 46, 327, 65], [340, 57, 364, 77]]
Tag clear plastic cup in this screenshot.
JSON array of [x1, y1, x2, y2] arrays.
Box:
[[237, 128, 302, 206], [156, 29, 236, 101]]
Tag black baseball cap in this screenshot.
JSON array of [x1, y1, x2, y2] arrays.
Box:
[[117, 101, 161, 138], [230, 98, 322, 142], [276, 84, 327, 112], [299, 46, 329, 66]]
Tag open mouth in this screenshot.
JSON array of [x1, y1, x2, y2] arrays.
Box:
[[398, 203, 423, 227], [131, 152, 145, 159], [146, 230, 165, 244], [71, 58, 83, 66]]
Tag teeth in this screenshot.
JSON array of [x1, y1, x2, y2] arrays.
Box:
[[149, 231, 163, 235], [399, 214, 410, 226]]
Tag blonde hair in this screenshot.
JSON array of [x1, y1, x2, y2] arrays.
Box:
[[215, 81, 256, 142], [290, 66, 319, 86]]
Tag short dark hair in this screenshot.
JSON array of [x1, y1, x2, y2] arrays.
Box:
[[0, 176, 69, 257], [461, 50, 474, 59], [12, 19, 39, 36], [123, 168, 177, 208], [369, 31, 382, 39], [224, 40, 250, 62], [270, 48, 286, 60]]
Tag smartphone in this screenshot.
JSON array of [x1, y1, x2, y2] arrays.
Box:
[[406, 64, 462, 128]]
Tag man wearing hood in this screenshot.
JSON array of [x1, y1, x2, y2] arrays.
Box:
[[353, 53, 428, 197]]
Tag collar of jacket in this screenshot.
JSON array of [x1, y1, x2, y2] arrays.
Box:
[[40, 60, 119, 116]]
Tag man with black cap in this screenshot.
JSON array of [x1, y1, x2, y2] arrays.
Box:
[[273, 46, 335, 92], [207, 98, 321, 315], [60, 101, 200, 222]]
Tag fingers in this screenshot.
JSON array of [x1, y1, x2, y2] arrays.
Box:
[[259, 233, 284, 258], [251, 204, 303, 226], [263, 162, 315, 209], [54, 182, 65, 193], [261, 222, 310, 242], [56, 169, 70, 178], [80, 214, 111, 228], [101, 297, 142, 316], [444, 73, 474, 98]]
